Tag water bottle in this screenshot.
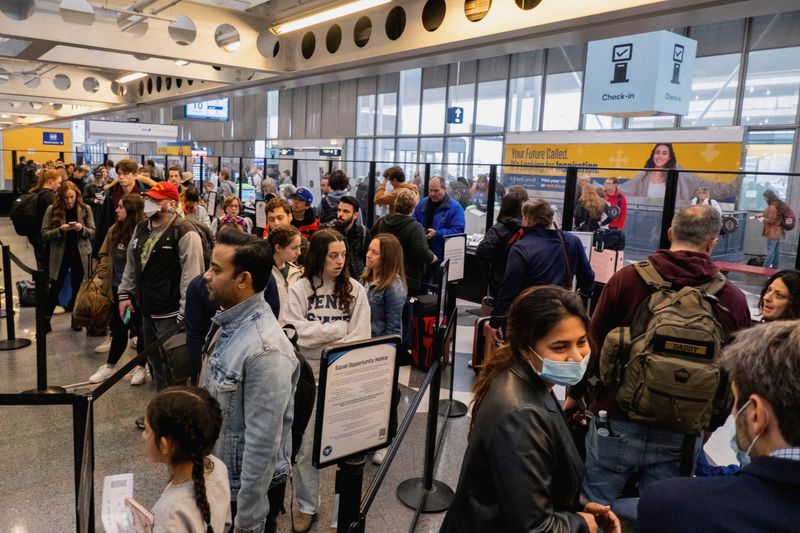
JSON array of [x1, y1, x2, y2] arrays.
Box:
[[596, 410, 611, 437]]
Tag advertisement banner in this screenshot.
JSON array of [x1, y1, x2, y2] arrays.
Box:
[[504, 130, 744, 202]]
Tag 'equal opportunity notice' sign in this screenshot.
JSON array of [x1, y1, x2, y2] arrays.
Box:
[[313, 337, 400, 468]]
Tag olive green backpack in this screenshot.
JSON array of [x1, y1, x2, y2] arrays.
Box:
[[599, 261, 728, 434]]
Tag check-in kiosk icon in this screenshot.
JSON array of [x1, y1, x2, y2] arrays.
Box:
[[611, 43, 632, 84]]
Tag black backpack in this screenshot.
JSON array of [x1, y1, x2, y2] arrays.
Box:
[[10, 191, 39, 237], [283, 324, 317, 464]]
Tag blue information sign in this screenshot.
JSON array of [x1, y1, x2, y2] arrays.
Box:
[[446, 107, 464, 124], [43, 131, 64, 145], [319, 148, 342, 157], [279, 148, 295, 156]]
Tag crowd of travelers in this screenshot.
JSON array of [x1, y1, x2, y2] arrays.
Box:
[[15, 154, 800, 532]]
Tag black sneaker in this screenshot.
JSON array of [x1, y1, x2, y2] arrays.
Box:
[[135, 416, 145, 430]]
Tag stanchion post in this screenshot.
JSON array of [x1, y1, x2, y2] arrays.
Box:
[[396, 350, 455, 512], [24, 269, 65, 393], [562, 166, 578, 231], [366, 161, 377, 228], [0, 246, 32, 350], [73, 394, 93, 531], [423, 163, 431, 198], [238, 157, 245, 200], [291, 158, 299, 187], [660, 169, 680, 250], [336, 456, 366, 533]]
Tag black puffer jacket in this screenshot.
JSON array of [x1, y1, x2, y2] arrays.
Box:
[[371, 214, 433, 291], [475, 217, 522, 297], [441, 359, 588, 533]]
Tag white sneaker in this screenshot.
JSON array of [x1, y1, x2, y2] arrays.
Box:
[[53, 305, 66, 315], [89, 364, 116, 384], [131, 366, 147, 386], [372, 448, 387, 465], [94, 337, 112, 354]]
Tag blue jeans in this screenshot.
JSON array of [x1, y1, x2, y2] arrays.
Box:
[[582, 417, 702, 505], [765, 238, 781, 269]]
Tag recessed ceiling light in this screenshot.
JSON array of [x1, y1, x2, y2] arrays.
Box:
[[117, 72, 147, 84], [271, 0, 390, 35], [222, 41, 240, 52], [175, 59, 189, 66]]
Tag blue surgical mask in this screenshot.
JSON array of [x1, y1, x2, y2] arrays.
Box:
[[729, 399, 762, 467], [528, 349, 590, 387]]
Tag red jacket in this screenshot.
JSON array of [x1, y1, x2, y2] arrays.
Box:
[[605, 190, 627, 229], [291, 208, 319, 241], [572, 249, 751, 423]]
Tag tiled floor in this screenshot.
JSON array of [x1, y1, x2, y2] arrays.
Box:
[[0, 218, 752, 533]]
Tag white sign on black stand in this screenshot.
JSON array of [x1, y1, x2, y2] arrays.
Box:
[[313, 336, 401, 533], [443, 234, 466, 282]]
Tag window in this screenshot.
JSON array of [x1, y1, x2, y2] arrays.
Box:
[[542, 71, 583, 130], [354, 138, 374, 181], [376, 92, 397, 135], [739, 130, 794, 211], [399, 69, 421, 135], [356, 94, 375, 136], [629, 115, 677, 129], [445, 136, 471, 180], [683, 54, 739, 127], [583, 114, 623, 130], [266, 90, 279, 139], [507, 76, 542, 131], [397, 137, 419, 179], [473, 136, 504, 175], [421, 87, 446, 134], [475, 80, 506, 133], [375, 138, 395, 164], [447, 83, 475, 134], [419, 137, 444, 175], [742, 47, 800, 126]]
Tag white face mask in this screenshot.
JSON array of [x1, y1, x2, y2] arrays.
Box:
[[143, 200, 161, 216]]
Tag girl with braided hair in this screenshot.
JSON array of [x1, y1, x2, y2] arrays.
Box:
[[144, 386, 231, 532]]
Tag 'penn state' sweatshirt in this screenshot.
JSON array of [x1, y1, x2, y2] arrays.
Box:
[[283, 276, 371, 377]]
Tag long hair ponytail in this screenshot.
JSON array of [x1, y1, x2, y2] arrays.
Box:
[[146, 387, 222, 531]]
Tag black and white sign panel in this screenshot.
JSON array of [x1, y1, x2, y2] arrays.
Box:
[[313, 336, 401, 468]]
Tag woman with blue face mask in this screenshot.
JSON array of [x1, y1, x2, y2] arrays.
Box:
[[441, 285, 620, 533]]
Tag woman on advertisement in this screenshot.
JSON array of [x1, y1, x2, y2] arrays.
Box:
[[619, 143, 736, 202]]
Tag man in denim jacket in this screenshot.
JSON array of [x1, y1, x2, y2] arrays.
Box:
[[203, 226, 299, 533]]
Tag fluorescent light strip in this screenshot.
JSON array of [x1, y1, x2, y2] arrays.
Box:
[[272, 0, 391, 35], [117, 72, 147, 84]]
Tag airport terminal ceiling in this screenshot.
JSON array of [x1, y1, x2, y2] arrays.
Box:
[[0, 0, 795, 130]]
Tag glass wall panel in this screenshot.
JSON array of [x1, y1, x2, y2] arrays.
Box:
[[447, 83, 475, 134], [742, 47, 800, 126], [629, 115, 676, 129], [475, 80, 506, 133], [583, 114, 623, 130], [375, 138, 395, 165], [266, 90, 279, 139], [421, 87, 446, 134], [507, 76, 542, 132], [376, 92, 398, 135], [419, 137, 444, 176], [445, 136, 471, 180], [397, 137, 419, 182], [354, 138, 374, 182], [739, 130, 794, 211], [683, 54, 739, 127], [356, 94, 376, 136], [399, 69, 422, 134], [542, 71, 582, 130], [473, 136, 504, 175]]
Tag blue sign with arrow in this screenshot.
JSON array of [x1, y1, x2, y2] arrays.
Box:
[[446, 107, 464, 124]]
